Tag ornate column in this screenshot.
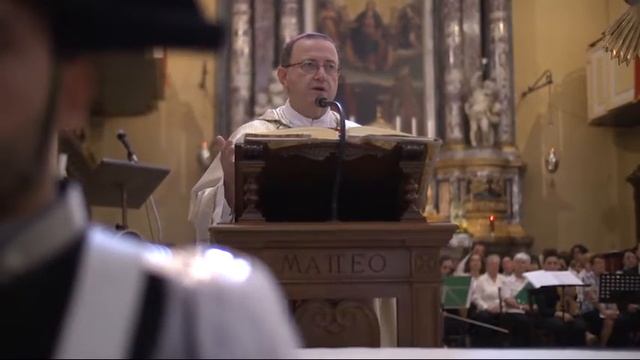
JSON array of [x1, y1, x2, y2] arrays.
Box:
[[486, 0, 515, 148], [440, 0, 465, 147], [229, 0, 253, 131], [462, 0, 483, 95], [253, 0, 276, 117], [433, 0, 529, 254], [280, 0, 301, 45]]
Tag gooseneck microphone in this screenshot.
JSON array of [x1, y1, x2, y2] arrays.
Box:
[[116, 129, 138, 163], [316, 96, 347, 221], [314, 96, 330, 108]]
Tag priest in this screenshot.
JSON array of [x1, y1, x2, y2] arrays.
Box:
[[189, 32, 359, 242]]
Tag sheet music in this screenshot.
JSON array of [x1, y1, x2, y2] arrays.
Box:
[[523, 270, 584, 288]]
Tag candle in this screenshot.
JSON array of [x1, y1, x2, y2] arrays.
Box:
[[411, 117, 417, 136], [428, 120, 436, 138], [395, 116, 401, 132]]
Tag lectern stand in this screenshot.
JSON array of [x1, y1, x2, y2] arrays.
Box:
[[212, 137, 455, 347], [212, 222, 456, 347], [85, 158, 169, 230]]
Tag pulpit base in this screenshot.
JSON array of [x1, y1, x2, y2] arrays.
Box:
[[212, 221, 457, 347]]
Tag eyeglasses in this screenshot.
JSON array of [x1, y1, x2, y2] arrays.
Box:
[[284, 59, 340, 75]]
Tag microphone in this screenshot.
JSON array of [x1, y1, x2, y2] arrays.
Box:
[[315, 96, 347, 221], [315, 96, 330, 108], [116, 129, 138, 163]]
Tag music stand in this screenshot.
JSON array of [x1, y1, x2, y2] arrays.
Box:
[[599, 273, 640, 303], [84, 158, 170, 230], [523, 270, 586, 324], [440, 276, 509, 335]]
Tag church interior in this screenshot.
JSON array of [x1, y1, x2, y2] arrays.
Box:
[[58, 0, 640, 354]]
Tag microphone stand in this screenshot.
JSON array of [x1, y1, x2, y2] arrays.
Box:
[[115, 130, 160, 241], [331, 101, 347, 221], [116, 131, 138, 232], [318, 98, 347, 221]]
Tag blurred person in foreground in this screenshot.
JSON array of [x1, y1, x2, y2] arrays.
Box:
[[0, 0, 299, 357]]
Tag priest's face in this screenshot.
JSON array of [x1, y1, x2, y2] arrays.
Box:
[[278, 37, 339, 119]]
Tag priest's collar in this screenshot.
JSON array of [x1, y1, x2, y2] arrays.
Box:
[[0, 182, 88, 282], [276, 100, 337, 128]]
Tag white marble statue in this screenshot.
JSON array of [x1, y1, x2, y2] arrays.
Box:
[[465, 73, 503, 147]]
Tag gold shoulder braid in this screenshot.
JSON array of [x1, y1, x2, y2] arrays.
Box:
[[255, 110, 291, 129], [255, 109, 340, 129]]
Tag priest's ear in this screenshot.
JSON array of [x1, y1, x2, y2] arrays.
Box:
[[276, 66, 289, 91], [54, 57, 96, 133]]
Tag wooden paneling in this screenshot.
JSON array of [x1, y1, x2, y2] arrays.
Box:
[[213, 222, 457, 347]]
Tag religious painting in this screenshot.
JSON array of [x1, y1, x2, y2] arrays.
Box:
[[312, 0, 430, 136]]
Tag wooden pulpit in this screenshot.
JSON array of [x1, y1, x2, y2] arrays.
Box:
[[211, 133, 456, 347]]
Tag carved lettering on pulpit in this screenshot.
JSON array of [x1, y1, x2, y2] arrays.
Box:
[[305, 256, 321, 274], [278, 252, 391, 278], [282, 254, 301, 274]]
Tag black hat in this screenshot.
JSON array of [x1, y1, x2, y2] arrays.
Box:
[[41, 0, 225, 53]]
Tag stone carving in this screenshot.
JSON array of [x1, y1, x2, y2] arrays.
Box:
[[294, 299, 380, 347], [413, 252, 437, 275], [230, 0, 252, 130], [280, 0, 300, 45], [254, 71, 286, 116], [486, 0, 515, 146], [464, 73, 502, 147], [441, 0, 465, 145]]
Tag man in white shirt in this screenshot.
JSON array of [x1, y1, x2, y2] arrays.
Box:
[[470, 254, 505, 347], [189, 32, 359, 242]]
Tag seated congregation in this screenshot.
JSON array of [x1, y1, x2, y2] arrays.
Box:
[[441, 242, 640, 348]]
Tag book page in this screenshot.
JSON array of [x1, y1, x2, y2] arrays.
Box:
[[551, 271, 584, 286], [243, 127, 338, 141], [347, 126, 411, 137], [523, 270, 558, 288], [347, 126, 435, 145]]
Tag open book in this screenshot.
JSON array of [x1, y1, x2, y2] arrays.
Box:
[[523, 270, 585, 288], [515, 282, 533, 305], [241, 126, 436, 147]]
